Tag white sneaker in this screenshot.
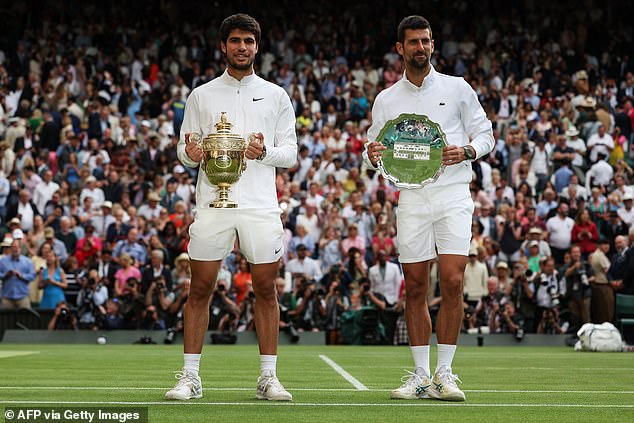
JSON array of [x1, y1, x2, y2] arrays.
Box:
[[428, 365, 465, 402], [165, 368, 203, 400], [390, 368, 432, 399], [256, 370, 293, 401]]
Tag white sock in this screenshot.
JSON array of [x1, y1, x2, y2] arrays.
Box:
[[436, 344, 457, 373], [260, 355, 277, 375], [183, 353, 201, 375], [410, 345, 430, 376]]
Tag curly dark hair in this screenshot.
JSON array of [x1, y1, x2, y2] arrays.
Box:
[[218, 14, 261, 45]]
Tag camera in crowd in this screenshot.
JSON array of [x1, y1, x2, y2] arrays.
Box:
[[549, 286, 560, 307], [464, 306, 475, 321], [578, 267, 590, 286], [164, 328, 176, 344], [515, 327, 525, 342], [59, 307, 70, 319], [284, 322, 300, 344], [540, 273, 560, 307]]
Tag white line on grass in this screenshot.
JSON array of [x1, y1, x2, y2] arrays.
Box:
[[0, 387, 356, 392], [0, 351, 39, 359], [1, 387, 633, 394], [318, 355, 369, 391], [465, 389, 634, 394], [0, 401, 632, 408], [482, 367, 632, 371]]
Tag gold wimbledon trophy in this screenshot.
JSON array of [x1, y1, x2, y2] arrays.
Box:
[[191, 112, 247, 208]]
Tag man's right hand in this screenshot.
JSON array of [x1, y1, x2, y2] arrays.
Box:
[[185, 133, 203, 163], [366, 141, 386, 167]]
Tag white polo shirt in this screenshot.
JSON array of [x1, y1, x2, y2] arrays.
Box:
[[546, 215, 575, 250], [364, 66, 494, 202], [178, 70, 298, 210], [585, 160, 614, 190], [586, 133, 614, 163]]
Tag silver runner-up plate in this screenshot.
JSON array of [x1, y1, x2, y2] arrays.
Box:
[[377, 113, 448, 189]]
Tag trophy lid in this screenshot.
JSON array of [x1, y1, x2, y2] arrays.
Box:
[[215, 112, 233, 134], [203, 112, 245, 147]]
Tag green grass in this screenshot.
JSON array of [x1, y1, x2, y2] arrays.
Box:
[[1, 344, 633, 422]]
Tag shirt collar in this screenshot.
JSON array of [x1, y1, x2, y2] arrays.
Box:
[[221, 69, 257, 87], [401, 65, 438, 92]]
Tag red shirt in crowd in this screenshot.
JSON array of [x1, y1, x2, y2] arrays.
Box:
[[571, 221, 599, 254]]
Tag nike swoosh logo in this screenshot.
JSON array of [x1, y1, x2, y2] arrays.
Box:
[[439, 102, 446, 106], [253, 97, 264, 102], [274, 247, 282, 254]]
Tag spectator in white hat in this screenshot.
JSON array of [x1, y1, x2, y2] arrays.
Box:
[[138, 192, 162, 221], [564, 126, 587, 181], [79, 175, 105, 210], [0, 236, 13, 253], [91, 201, 116, 238]]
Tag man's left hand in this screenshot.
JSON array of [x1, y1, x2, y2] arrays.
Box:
[[442, 145, 468, 166], [245, 132, 264, 160]]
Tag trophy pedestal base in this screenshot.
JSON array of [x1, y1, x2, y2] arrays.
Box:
[[210, 201, 237, 209], [210, 184, 237, 208]]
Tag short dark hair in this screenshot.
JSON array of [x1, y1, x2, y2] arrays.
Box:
[[219, 14, 261, 45], [397, 15, 432, 44]]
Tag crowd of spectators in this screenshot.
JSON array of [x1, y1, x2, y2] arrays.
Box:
[[0, 1, 633, 343]]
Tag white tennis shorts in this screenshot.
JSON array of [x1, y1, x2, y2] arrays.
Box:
[[188, 208, 284, 264], [396, 185, 474, 263]]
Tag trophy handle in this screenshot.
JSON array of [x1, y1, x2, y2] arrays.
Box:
[[241, 153, 247, 172], [189, 132, 202, 146]]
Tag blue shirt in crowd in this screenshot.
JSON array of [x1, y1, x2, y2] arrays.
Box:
[[536, 200, 559, 219], [112, 240, 147, 265], [0, 254, 37, 300], [554, 166, 574, 194]]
